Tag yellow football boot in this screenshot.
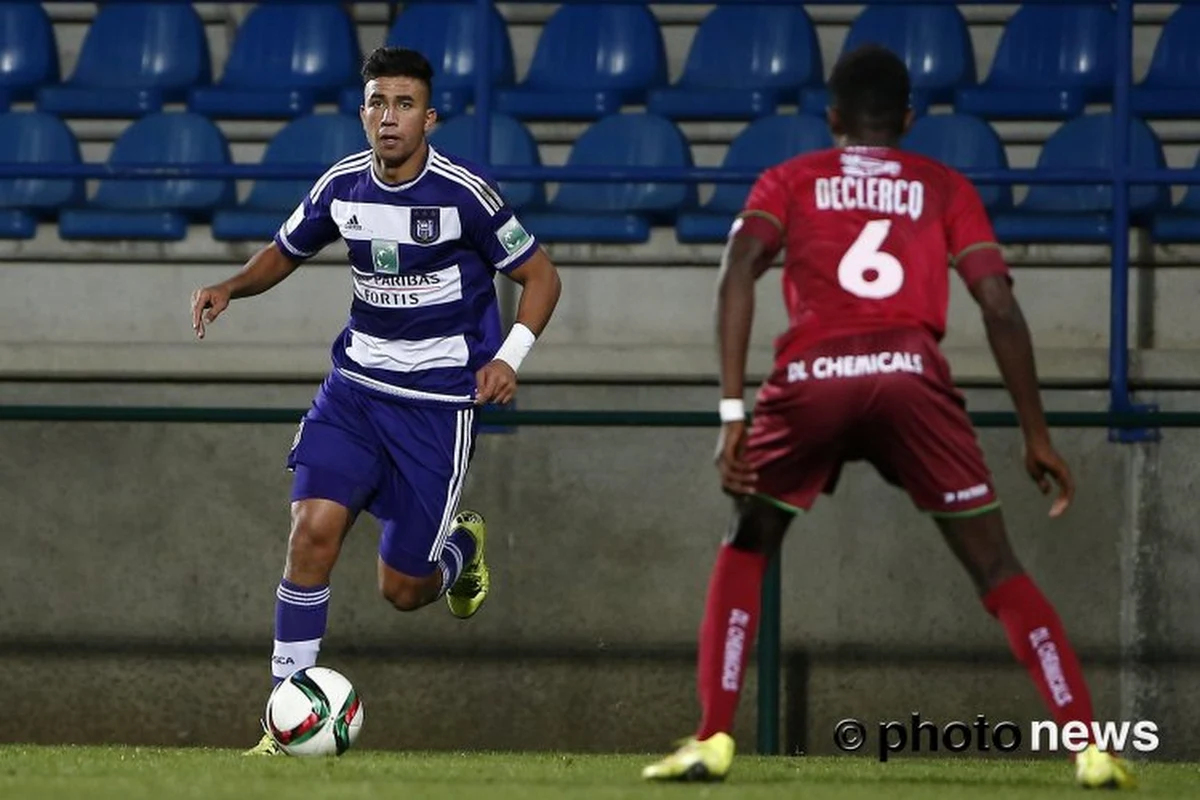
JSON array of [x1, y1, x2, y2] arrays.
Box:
[[642, 733, 735, 782]]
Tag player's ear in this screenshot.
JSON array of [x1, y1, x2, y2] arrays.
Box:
[[902, 108, 915, 136], [826, 107, 843, 138], [424, 107, 437, 133]]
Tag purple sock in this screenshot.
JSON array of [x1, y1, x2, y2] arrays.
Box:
[[272, 579, 330, 685], [438, 526, 478, 595]]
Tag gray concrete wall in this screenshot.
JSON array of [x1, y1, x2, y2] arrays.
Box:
[[1, 384, 1196, 758]]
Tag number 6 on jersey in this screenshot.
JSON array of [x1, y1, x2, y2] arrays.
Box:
[[838, 219, 903, 299]]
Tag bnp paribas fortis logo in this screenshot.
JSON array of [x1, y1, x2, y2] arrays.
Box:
[[371, 239, 399, 274], [496, 216, 531, 255]]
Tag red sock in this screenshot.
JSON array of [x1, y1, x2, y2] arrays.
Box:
[[695, 545, 768, 740], [983, 574, 1094, 734]]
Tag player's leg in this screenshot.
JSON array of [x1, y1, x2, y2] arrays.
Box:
[[644, 372, 846, 782], [373, 404, 488, 616], [272, 497, 356, 681], [376, 509, 486, 612], [642, 496, 795, 782], [249, 378, 384, 755], [870, 344, 1132, 788], [936, 510, 1133, 789]]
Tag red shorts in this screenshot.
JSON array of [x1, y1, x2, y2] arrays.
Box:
[[744, 328, 999, 516]]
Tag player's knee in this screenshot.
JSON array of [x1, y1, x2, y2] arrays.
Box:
[[379, 577, 427, 612], [725, 497, 791, 555], [287, 512, 342, 569], [977, 552, 1023, 594]]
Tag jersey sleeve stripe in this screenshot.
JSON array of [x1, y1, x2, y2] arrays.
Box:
[[276, 227, 316, 259], [430, 151, 502, 205], [951, 241, 1001, 265], [430, 153, 503, 212], [429, 162, 502, 216], [738, 209, 784, 231], [308, 151, 372, 201]]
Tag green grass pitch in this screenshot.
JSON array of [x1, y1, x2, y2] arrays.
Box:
[[1, 746, 1192, 799]]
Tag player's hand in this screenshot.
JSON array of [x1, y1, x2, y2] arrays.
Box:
[[190, 284, 231, 340], [475, 359, 517, 406], [715, 420, 757, 496], [1024, 437, 1074, 518]]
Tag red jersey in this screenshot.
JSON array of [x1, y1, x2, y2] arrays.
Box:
[[737, 145, 1008, 369]]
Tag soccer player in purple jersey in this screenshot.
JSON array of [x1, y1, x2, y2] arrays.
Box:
[[189, 48, 561, 755]]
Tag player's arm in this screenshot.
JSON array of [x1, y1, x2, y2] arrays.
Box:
[[478, 247, 563, 404], [191, 181, 339, 340], [503, 247, 562, 339], [714, 166, 786, 495], [716, 222, 778, 405], [191, 244, 301, 339], [465, 191, 561, 405], [950, 175, 1074, 516]]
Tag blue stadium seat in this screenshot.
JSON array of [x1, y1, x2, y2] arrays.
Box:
[[647, 5, 821, 121], [521, 114, 694, 243], [0, 3, 59, 109], [802, 6, 974, 117], [676, 115, 832, 243], [901, 113, 1011, 212], [190, 4, 360, 119], [1152, 153, 1200, 243], [991, 114, 1167, 244], [429, 113, 544, 210], [955, 6, 1115, 119], [495, 4, 667, 120], [1131, 7, 1200, 119], [59, 113, 234, 241], [212, 114, 365, 242], [38, 3, 209, 118], [0, 112, 82, 239], [340, 2, 514, 119]]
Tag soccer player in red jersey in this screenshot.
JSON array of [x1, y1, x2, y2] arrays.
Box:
[[642, 46, 1134, 790]]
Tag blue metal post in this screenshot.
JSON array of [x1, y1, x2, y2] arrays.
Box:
[[1110, 0, 1158, 442], [473, 0, 493, 168]]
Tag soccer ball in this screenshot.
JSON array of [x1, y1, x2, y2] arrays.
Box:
[[265, 666, 364, 756]]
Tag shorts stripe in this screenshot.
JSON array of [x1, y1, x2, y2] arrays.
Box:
[[928, 499, 1002, 519], [428, 407, 473, 560]]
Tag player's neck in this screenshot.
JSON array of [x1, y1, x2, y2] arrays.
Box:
[[839, 135, 899, 150], [372, 141, 429, 186]]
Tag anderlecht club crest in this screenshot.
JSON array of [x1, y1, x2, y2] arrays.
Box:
[[410, 208, 440, 244]]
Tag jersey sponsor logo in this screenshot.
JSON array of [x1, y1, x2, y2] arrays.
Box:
[[942, 483, 991, 505], [371, 239, 400, 274], [815, 176, 925, 221], [786, 351, 924, 382], [353, 264, 463, 309], [840, 152, 902, 178], [497, 216, 531, 254], [410, 207, 440, 244], [1030, 626, 1075, 707]]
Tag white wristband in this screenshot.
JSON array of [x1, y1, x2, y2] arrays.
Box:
[[719, 398, 746, 423], [494, 322, 536, 373]]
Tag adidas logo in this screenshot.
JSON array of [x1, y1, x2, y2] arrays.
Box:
[[345, 214, 362, 231]]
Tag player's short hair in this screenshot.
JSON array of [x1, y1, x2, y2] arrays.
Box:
[[361, 46, 434, 97], [828, 45, 911, 139]]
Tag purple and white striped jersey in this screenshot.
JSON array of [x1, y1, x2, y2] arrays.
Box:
[[274, 145, 539, 407]]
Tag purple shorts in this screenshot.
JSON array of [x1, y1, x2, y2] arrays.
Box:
[[287, 372, 478, 576]]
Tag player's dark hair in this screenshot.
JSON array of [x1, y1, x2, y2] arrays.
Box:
[[828, 45, 911, 141], [361, 46, 434, 96]]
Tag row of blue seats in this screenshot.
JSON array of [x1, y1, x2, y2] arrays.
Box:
[[4, 3, 1200, 121], [2, 110, 1198, 245]]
